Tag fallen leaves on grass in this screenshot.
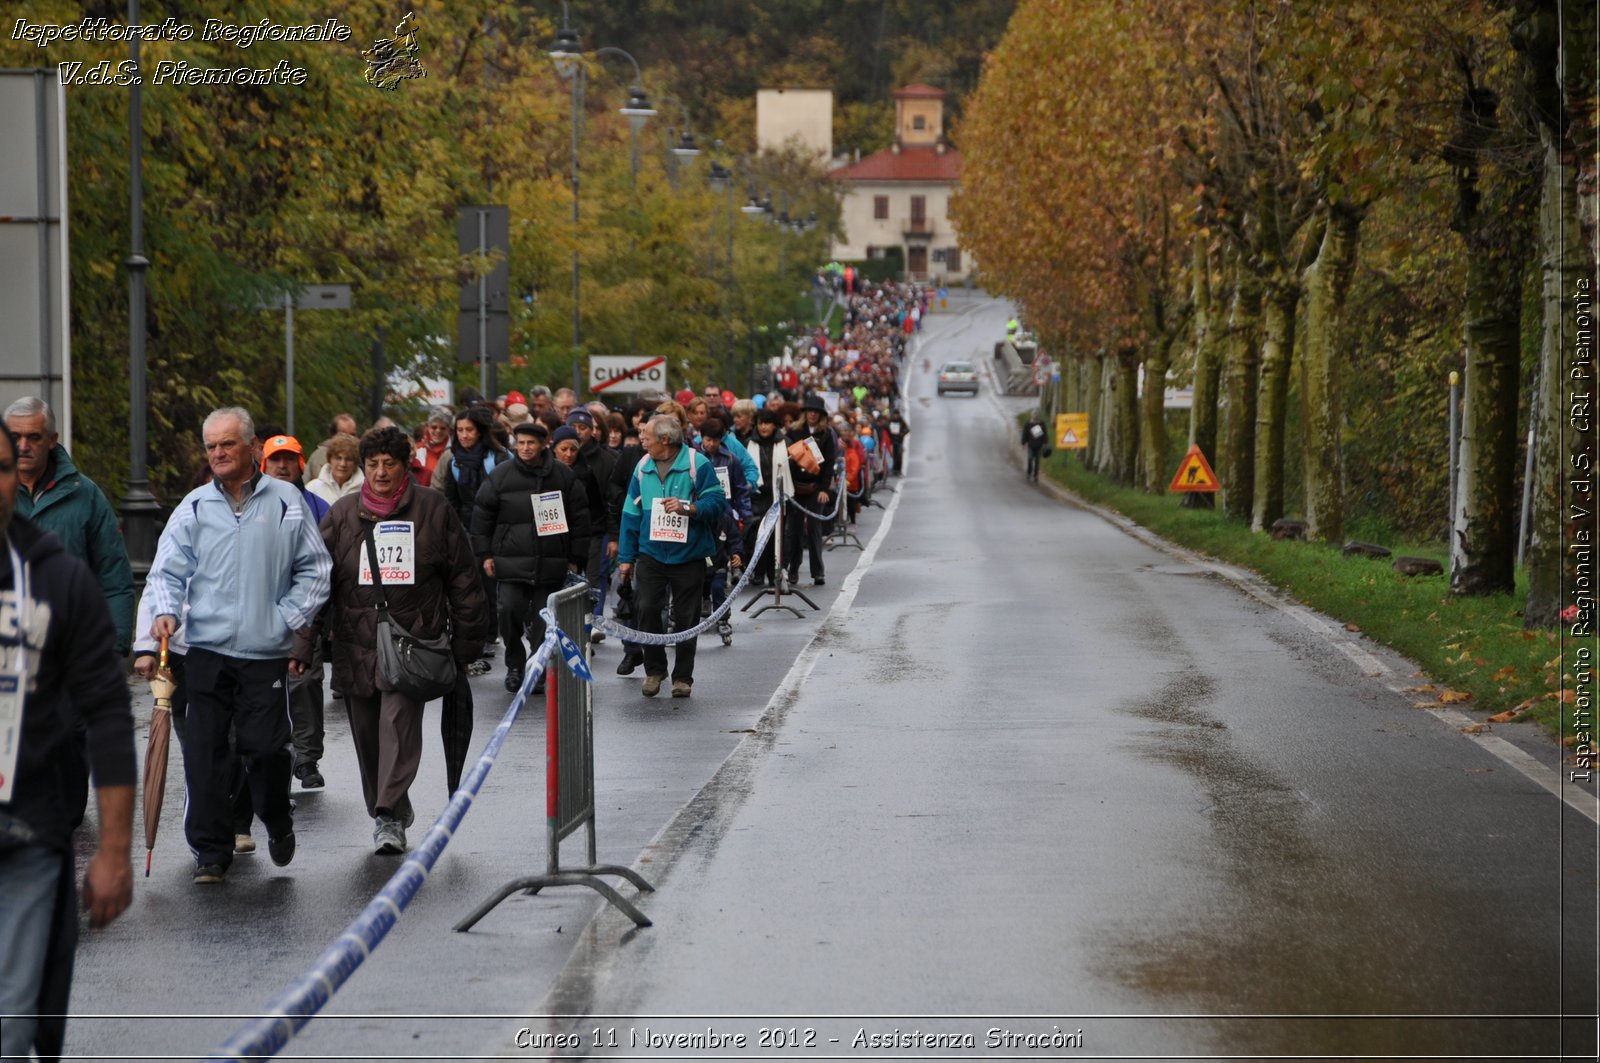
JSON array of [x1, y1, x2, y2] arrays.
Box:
[[1344, 622, 1361, 632], [1437, 689, 1474, 704], [1490, 665, 1517, 682], [1405, 684, 1436, 693]]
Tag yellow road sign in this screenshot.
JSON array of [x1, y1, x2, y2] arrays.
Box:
[[1055, 413, 1088, 450], [1169, 444, 1220, 493]]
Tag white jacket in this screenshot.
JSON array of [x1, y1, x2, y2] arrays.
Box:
[[307, 464, 364, 506]]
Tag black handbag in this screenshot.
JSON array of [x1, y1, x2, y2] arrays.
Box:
[[365, 528, 457, 702]]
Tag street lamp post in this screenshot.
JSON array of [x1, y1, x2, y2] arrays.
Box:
[[119, 0, 159, 582], [548, 18, 654, 393]]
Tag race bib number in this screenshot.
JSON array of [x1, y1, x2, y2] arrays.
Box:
[[1030, 424, 1045, 440], [890, 423, 902, 436], [715, 466, 731, 501], [804, 437, 824, 467], [533, 491, 569, 536], [359, 521, 416, 585], [649, 498, 689, 543], [0, 674, 21, 803]]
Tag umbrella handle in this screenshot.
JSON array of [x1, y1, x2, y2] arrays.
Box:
[[158, 636, 169, 672]]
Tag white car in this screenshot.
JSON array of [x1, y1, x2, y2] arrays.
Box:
[[937, 361, 979, 396]]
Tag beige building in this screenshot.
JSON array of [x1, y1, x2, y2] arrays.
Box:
[[756, 87, 833, 162], [831, 84, 971, 283]]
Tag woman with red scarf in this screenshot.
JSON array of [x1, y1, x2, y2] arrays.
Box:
[[293, 427, 490, 855]]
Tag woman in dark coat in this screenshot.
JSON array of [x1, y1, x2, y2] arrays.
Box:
[[295, 427, 490, 855]]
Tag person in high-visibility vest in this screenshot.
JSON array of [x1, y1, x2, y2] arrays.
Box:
[[1006, 317, 1021, 340]]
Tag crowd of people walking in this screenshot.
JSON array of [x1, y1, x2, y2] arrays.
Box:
[[0, 272, 931, 1059]]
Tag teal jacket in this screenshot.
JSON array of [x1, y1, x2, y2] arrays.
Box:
[[17, 446, 135, 653], [617, 444, 727, 566]]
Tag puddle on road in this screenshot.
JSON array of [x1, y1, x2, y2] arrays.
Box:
[[1099, 672, 1559, 1056]]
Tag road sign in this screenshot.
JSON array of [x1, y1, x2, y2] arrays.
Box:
[[1054, 413, 1088, 450], [1169, 444, 1221, 493], [590, 355, 667, 394]]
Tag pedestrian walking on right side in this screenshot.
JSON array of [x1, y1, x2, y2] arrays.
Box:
[[1022, 413, 1048, 482]]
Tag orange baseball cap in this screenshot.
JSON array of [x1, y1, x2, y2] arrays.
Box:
[[261, 435, 304, 468]]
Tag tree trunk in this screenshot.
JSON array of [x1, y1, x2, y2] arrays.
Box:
[[1141, 333, 1174, 492], [1221, 262, 1262, 521], [1184, 240, 1222, 509], [1521, 0, 1599, 625], [1092, 354, 1115, 474], [1115, 348, 1141, 485], [1448, 78, 1535, 596], [1300, 204, 1363, 543], [1252, 286, 1299, 531]]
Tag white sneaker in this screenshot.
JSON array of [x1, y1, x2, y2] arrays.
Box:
[[373, 816, 406, 855]]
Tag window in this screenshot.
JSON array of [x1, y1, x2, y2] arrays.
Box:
[[910, 196, 926, 227], [912, 115, 926, 131], [946, 247, 962, 272], [873, 195, 889, 220]]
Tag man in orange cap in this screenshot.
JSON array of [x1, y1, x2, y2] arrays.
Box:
[[261, 435, 332, 790]]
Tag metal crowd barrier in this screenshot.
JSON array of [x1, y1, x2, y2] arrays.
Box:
[[454, 581, 655, 930]]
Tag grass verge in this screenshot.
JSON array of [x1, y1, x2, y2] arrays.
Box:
[[1045, 452, 1570, 741]]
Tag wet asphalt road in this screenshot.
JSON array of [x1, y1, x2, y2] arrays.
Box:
[[70, 292, 1595, 1061]]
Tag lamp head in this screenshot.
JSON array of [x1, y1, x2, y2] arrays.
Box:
[[672, 130, 701, 158], [619, 86, 656, 132], [548, 27, 583, 79]]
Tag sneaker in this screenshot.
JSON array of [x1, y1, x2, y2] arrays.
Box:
[[233, 834, 256, 855], [297, 764, 325, 790], [503, 669, 523, 694], [589, 630, 606, 645], [396, 797, 415, 830], [671, 679, 693, 698], [466, 657, 492, 676], [267, 831, 296, 867], [193, 863, 226, 885], [641, 674, 665, 698], [717, 620, 733, 639], [616, 651, 643, 676], [373, 816, 406, 855], [813, 576, 826, 586]]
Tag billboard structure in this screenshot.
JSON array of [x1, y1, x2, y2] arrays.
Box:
[[0, 69, 71, 446]]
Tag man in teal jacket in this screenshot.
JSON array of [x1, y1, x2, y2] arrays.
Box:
[[617, 414, 726, 698], [4, 398, 134, 653]]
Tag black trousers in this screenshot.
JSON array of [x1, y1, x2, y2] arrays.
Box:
[[1026, 447, 1042, 479], [181, 648, 293, 869], [635, 554, 705, 683], [784, 497, 826, 581], [498, 580, 564, 675]]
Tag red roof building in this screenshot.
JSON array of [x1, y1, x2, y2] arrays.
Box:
[[831, 85, 972, 282]]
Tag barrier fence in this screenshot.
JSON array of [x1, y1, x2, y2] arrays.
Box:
[[454, 582, 656, 930]]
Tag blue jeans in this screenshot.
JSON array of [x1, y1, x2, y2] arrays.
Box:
[[0, 844, 63, 1058]]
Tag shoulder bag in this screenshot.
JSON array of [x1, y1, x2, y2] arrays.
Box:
[[365, 527, 457, 701]]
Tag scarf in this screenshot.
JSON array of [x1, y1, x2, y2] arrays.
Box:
[[361, 475, 410, 520], [450, 439, 490, 498]]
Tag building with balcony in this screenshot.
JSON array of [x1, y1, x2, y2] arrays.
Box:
[[830, 84, 971, 284]]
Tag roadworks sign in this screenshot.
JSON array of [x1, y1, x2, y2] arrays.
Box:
[[1169, 444, 1220, 493], [1054, 413, 1088, 450]]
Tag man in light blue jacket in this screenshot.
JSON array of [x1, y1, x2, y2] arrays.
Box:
[[148, 407, 331, 884]]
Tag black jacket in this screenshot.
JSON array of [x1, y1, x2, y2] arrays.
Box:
[[784, 421, 838, 496], [472, 450, 590, 585], [0, 516, 134, 849]]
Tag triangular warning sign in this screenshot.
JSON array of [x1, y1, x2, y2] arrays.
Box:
[[1168, 444, 1220, 493], [1060, 428, 1079, 447]]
